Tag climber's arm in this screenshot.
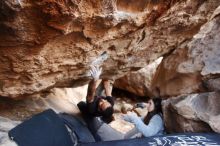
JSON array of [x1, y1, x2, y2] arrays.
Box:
[[103, 79, 114, 97], [86, 66, 102, 103], [86, 79, 102, 103]]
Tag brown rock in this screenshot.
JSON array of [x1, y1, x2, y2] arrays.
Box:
[[121, 103, 133, 113], [0, 85, 87, 121], [163, 91, 220, 133], [151, 47, 202, 97], [1, 0, 219, 98], [152, 6, 220, 97], [203, 78, 220, 91], [114, 57, 162, 97]]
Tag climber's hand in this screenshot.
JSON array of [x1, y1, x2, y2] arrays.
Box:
[[122, 112, 138, 123], [89, 65, 102, 80]]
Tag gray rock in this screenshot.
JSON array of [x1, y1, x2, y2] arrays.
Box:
[[152, 6, 220, 97], [0, 117, 20, 146], [163, 91, 220, 133]]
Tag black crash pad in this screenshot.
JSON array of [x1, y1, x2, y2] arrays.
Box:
[[8, 109, 73, 146]]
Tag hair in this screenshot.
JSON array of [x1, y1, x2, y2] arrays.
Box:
[[98, 96, 115, 123], [143, 98, 162, 125], [101, 106, 114, 123], [105, 96, 115, 106]]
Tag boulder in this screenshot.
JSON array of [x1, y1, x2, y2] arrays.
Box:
[[152, 6, 220, 97], [163, 91, 220, 133], [0, 85, 87, 121], [121, 103, 133, 113], [152, 7, 220, 133], [0, 117, 20, 146], [114, 57, 162, 97], [1, 0, 219, 98]]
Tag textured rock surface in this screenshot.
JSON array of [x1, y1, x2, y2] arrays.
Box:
[[0, 85, 87, 121], [115, 5, 220, 133], [114, 57, 162, 97], [1, 0, 220, 135], [163, 91, 220, 133], [0, 117, 20, 146], [1, 0, 220, 98], [152, 6, 220, 97], [157, 6, 220, 133]]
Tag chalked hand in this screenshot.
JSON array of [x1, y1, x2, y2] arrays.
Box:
[[89, 65, 102, 80]]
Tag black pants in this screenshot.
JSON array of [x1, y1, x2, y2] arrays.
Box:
[[77, 101, 103, 141]]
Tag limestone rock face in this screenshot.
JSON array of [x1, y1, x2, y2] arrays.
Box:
[[0, 85, 87, 121], [156, 6, 220, 133], [152, 6, 220, 97], [0, 117, 20, 146], [163, 91, 220, 133], [1, 0, 219, 98], [114, 5, 220, 133], [114, 57, 162, 97]]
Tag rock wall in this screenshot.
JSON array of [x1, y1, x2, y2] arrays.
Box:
[[114, 57, 162, 97], [113, 4, 220, 133], [0, 116, 20, 146], [1, 0, 220, 98], [163, 91, 220, 133], [1, 0, 220, 135], [152, 6, 220, 97], [155, 6, 220, 133]]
